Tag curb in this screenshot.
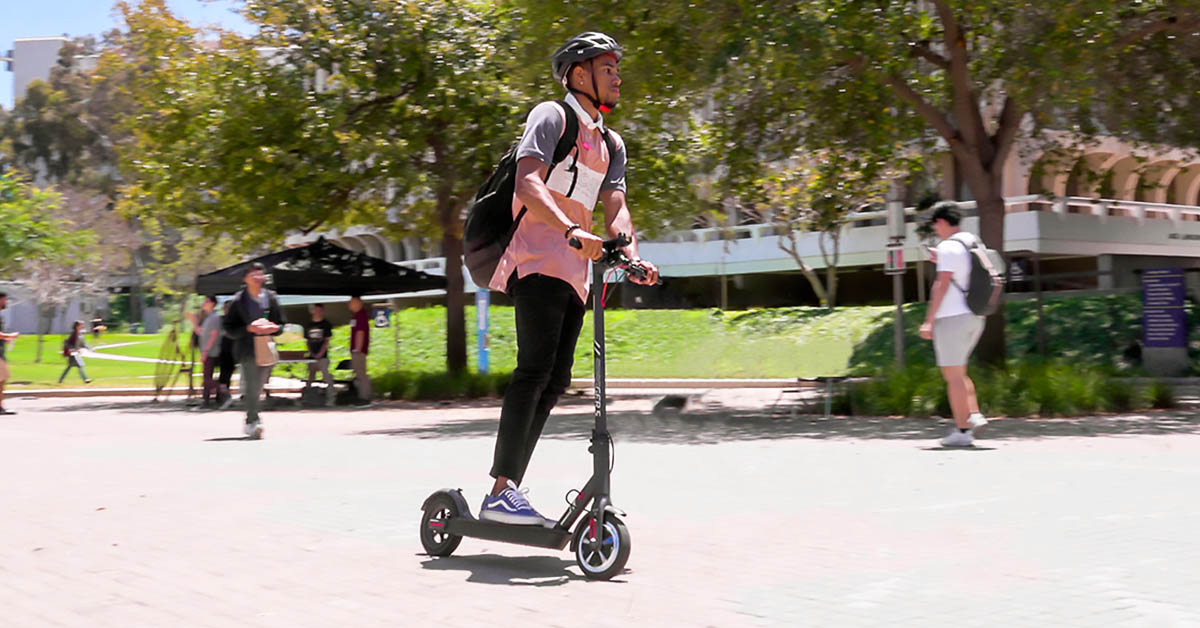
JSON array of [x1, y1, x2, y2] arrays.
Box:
[[11, 385, 303, 399]]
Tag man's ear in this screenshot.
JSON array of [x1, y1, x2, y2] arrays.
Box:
[[569, 63, 586, 87]]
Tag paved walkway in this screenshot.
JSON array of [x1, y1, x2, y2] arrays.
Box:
[[2, 391, 1200, 627]]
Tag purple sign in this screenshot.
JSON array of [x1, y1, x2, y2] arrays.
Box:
[[1142, 268, 1187, 348]]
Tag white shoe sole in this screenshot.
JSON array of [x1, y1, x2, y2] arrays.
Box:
[[245, 425, 263, 440], [479, 510, 546, 526]]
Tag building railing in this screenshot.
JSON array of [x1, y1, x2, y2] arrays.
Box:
[[659, 195, 1200, 244], [392, 194, 1200, 278]]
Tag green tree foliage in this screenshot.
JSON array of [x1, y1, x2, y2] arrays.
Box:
[[757, 151, 905, 307], [112, 0, 549, 373], [0, 173, 82, 275], [1, 36, 146, 315], [0, 173, 102, 361], [1, 38, 123, 196], [629, 0, 1200, 364]]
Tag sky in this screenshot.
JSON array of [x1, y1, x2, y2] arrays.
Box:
[[1, 0, 252, 109]]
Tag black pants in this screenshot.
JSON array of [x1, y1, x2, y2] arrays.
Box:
[[202, 356, 218, 403], [490, 274, 586, 485], [218, 338, 235, 389]]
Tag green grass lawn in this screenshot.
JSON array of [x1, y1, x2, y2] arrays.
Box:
[[2, 333, 168, 388], [2, 293, 1178, 389], [281, 292, 1176, 380]]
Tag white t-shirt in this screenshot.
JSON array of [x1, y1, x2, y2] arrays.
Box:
[[934, 231, 979, 319]]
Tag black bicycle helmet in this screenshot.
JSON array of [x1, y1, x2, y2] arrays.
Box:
[[551, 32, 623, 85]]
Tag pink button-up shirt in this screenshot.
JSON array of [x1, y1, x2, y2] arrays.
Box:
[[489, 95, 626, 303]]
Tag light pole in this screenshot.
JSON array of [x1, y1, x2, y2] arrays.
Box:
[[884, 181, 908, 366]]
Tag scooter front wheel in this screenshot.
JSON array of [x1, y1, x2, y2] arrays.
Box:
[[420, 494, 463, 557], [572, 514, 631, 580]]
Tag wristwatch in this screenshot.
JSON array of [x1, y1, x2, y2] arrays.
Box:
[[564, 224, 581, 239]]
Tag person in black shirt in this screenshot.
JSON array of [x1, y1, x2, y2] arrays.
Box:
[[221, 263, 285, 439], [304, 303, 335, 406]]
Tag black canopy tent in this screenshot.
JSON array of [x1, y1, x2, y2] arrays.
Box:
[[195, 237, 446, 296]]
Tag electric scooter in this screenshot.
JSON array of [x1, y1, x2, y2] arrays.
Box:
[[419, 234, 653, 581]]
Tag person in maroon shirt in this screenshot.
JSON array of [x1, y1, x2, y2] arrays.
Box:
[[348, 295, 372, 406]]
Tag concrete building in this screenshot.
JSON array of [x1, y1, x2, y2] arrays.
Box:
[[3, 36, 97, 105]]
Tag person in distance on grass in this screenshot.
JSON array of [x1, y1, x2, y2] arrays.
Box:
[[0, 291, 19, 415], [58, 320, 93, 384], [480, 32, 659, 526], [919, 204, 988, 447]]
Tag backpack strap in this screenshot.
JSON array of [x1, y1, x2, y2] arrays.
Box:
[[509, 100, 581, 236], [947, 236, 974, 295]]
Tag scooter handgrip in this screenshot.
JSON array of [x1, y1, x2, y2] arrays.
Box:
[[569, 237, 582, 249]]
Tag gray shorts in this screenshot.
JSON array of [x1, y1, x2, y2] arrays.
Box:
[[933, 313, 985, 367]]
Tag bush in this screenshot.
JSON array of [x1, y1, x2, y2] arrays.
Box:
[[371, 370, 511, 401], [838, 359, 1169, 418], [1148, 379, 1177, 409]]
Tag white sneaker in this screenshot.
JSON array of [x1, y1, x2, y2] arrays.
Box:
[[968, 413, 988, 431], [244, 421, 264, 440], [940, 429, 974, 447]]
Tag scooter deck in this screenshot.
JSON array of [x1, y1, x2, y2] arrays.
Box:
[[446, 517, 572, 550]]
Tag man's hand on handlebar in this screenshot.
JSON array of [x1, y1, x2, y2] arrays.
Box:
[[628, 258, 659, 285], [569, 230, 606, 261]]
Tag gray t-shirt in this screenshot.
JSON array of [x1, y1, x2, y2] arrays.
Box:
[[199, 312, 223, 358], [514, 100, 627, 194], [0, 312, 6, 360]]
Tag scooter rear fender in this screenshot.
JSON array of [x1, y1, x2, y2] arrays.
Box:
[[420, 488, 475, 520]]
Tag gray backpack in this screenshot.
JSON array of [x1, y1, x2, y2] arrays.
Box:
[[949, 235, 1006, 316]]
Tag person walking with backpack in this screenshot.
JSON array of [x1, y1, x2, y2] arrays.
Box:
[[59, 320, 93, 384], [222, 263, 285, 440], [920, 205, 989, 447], [478, 32, 659, 525]]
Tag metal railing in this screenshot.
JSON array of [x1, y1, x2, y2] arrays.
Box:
[[392, 195, 1200, 277], [655, 195, 1200, 244]]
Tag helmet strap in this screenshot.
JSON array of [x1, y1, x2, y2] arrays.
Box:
[[567, 58, 614, 115]]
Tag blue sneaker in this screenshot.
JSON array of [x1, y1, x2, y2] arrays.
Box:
[[479, 480, 547, 526]]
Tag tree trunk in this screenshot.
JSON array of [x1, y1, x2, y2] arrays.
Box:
[[438, 188, 466, 376], [825, 265, 838, 309], [972, 180, 1007, 367], [35, 306, 51, 364]]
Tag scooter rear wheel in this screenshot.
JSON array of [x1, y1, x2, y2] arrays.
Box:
[[572, 514, 631, 580], [420, 494, 462, 556]]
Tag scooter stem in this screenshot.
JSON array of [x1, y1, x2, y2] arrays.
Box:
[[591, 259, 612, 503]]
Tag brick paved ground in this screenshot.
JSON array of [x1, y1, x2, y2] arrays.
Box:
[[2, 390, 1200, 627]]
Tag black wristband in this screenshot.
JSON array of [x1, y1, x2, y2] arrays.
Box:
[[564, 224, 581, 240]]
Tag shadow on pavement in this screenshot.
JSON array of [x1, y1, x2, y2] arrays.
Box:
[[34, 399, 196, 414], [360, 405, 1200, 444], [418, 554, 583, 586], [920, 446, 999, 452]]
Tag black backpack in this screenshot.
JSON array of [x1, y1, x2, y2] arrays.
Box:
[[949, 235, 1006, 316], [463, 100, 615, 290]]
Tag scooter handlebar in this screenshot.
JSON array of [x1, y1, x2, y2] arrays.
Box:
[[567, 234, 659, 284]]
